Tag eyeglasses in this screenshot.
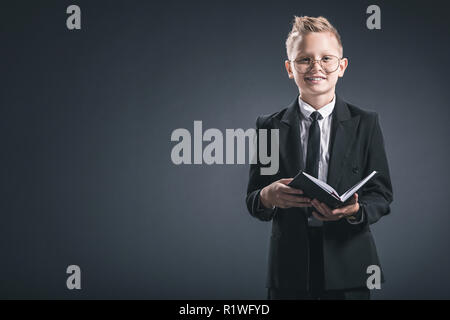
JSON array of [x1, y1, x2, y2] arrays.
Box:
[[289, 55, 342, 74]]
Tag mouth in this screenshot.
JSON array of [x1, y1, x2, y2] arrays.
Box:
[[304, 76, 326, 84]]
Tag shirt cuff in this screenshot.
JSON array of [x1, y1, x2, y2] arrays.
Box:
[[346, 203, 364, 225]]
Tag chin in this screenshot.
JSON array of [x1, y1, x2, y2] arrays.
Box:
[[301, 86, 330, 96]]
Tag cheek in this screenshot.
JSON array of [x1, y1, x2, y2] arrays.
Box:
[[294, 75, 306, 87], [327, 74, 339, 85]]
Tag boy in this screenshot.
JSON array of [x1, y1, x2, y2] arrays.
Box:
[[246, 16, 393, 300]]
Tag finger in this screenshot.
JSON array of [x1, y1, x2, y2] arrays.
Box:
[[312, 199, 330, 217], [278, 184, 304, 195], [331, 207, 346, 215], [279, 194, 310, 203], [345, 193, 358, 206], [277, 200, 311, 209], [310, 200, 325, 215], [322, 203, 338, 218], [321, 202, 337, 217], [331, 203, 358, 216], [319, 201, 333, 215], [278, 178, 294, 185], [348, 193, 358, 205], [283, 199, 311, 207]]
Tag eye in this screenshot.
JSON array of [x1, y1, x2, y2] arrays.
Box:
[[297, 57, 311, 64], [322, 56, 332, 61]]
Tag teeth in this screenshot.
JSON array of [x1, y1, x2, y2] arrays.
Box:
[[307, 77, 324, 81]]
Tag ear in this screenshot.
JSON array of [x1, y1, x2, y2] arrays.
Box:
[[338, 58, 348, 78], [285, 60, 294, 79]]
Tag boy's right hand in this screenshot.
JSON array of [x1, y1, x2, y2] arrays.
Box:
[[259, 178, 312, 209]]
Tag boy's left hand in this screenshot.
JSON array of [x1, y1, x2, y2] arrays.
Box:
[[311, 193, 359, 221]]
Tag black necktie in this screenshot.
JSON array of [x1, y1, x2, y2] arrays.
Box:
[[305, 111, 322, 223], [305, 111, 322, 178]]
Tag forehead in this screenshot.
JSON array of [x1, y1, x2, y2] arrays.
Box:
[[291, 32, 341, 57]]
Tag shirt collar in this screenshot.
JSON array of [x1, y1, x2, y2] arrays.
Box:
[[298, 94, 336, 120]]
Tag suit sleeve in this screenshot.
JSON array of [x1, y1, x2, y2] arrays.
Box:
[[358, 113, 394, 226], [245, 116, 277, 222]]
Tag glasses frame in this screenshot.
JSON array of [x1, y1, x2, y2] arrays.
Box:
[[289, 54, 343, 74]]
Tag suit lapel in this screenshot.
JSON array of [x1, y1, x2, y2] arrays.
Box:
[[326, 94, 360, 190], [277, 96, 303, 177]]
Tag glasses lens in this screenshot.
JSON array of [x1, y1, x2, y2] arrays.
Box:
[[321, 56, 339, 73], [294, 58, 312, 73]]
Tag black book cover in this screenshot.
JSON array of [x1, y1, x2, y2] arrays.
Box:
[[288, 170, 377, 209]]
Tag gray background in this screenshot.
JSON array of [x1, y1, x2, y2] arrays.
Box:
[[1, 0, 449, 299]]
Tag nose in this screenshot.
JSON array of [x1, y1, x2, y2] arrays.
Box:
[[309, 59, 323, 72]]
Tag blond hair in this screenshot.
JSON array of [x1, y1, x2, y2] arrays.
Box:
[[285, 16, 343, 59]]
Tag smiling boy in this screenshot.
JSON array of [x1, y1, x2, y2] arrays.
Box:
[[246, 16, 393, 300]]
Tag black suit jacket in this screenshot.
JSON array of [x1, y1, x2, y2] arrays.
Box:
[[246, 94, 393, 291]]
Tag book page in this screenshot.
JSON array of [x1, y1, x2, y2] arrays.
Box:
[[340, 171, 377, 202], [302, 172, 339, 198]]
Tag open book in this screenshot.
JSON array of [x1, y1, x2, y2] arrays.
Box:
[[288, 170, 377, 209]]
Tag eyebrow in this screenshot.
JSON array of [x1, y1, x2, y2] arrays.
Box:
[[296, 52, 337, 57], [294, 53, 338, 60]]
